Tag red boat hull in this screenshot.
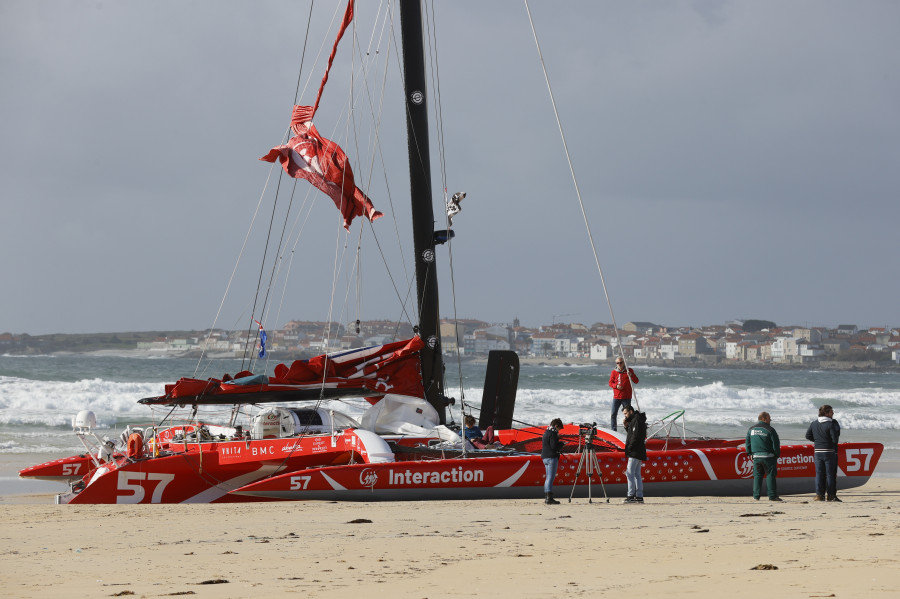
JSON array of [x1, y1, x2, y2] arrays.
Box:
[[18, 424, 214, 483], [60, 430, 382, 504], [495, 424, 743, 453], [231, 442, 883, 501], [18, 454, 97, 483]]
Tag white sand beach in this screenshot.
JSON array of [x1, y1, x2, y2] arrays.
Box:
[[0, 477, 897, 599]]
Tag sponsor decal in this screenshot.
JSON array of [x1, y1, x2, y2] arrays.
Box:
[[777, 454, 813, 466], [280, 441, 302, 453], [360, 468, 378, 487], [220, 441, 283, 463], [734, 451, 754, 478], [738, 451, 814, 477], [387, 467, 484, 486], [311, 437, 328, 453], [250, 445, 277, 457], [219, 445, 243, 458]]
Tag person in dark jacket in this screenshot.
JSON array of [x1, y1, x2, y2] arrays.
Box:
[[806, 404, 842, 502], [541, 418, 565, 505], [622, 406, 647, 503], [609, 358, 639, 431], [745, 411, 782, 501]]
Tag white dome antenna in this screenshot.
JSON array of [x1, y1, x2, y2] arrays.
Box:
[[72, 410, 97, 432]]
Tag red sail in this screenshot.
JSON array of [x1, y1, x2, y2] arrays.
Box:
[[261, 106, 382, 230], [261, 0, 381, 230]]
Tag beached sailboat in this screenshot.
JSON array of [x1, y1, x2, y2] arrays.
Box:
[[28, 339, 461, 503], [22, 0, 884, 503], [18, 0, 487, 504], [226, 0, 882, 501]]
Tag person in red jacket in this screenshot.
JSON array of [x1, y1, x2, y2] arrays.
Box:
[[608, 358, 639, 431]]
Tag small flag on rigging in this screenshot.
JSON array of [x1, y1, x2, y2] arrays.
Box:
[[254, 320, 267, 359]]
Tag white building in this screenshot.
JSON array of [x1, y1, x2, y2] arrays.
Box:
[[590, 343, 610, 361], [659, 339, 678, 360]]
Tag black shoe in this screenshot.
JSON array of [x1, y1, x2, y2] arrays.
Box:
[[769, 497, 783, 502], [545, 493, 560, 505], [635, 497, 644, 503], [623, 496, 635, 504], [826, 495, 842, 502]]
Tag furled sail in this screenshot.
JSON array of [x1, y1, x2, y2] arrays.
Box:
[[139, 337, 425, 406]]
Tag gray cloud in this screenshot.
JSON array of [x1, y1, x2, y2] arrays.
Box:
[[2, 1, 897, 335]]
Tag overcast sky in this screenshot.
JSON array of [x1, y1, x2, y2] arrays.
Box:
[[2, 1, 898, 336]]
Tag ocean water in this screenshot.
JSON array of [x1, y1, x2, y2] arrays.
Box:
[[2, 354, 899, 494]]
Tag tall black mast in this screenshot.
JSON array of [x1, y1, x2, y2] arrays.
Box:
[[399, 0, 446, 424]]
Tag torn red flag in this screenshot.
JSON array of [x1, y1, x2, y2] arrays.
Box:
[[261, 105, 382, 230]]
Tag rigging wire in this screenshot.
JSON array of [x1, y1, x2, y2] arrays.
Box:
[[424, 0, 464, 425], [249, 0, 348, 370], [240, 160, 287, 370], [243, 0, 335, 371], [523, 0, 637, 409], [200, 0, 320, 377], [246, 1, 374, 383], [352, 1, 418, 330], [195, 158, 282, 379]]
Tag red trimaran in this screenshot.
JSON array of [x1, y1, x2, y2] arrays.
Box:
[[21, 0, 883, 503]]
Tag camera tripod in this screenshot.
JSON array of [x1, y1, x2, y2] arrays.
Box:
[[568, 425, 609, 503]]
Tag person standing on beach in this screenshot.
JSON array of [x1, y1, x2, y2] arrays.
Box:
[[541, 418, 565, 505], [622, 405, 647, 503], [609, 358, 639, 431], [745, 412, 782, 501], [806, 404, 842, 502]]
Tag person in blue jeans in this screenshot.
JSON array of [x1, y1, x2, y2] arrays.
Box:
[[623, 405, 647, 503], [609, 358, 639, 431], [806, 404, 841, 502], [541, 418, 564, 505]]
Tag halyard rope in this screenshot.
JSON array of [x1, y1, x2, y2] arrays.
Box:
[[523, 0, 637, 408]]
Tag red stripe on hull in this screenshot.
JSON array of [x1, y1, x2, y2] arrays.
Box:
[[232, 442, 883, 501]]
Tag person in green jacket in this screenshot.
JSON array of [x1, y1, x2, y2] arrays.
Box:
[[745, 412, 782, 501]]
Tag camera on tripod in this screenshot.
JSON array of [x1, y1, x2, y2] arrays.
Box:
[[569, 422, 609, 503], [578, 422, 597, 442]]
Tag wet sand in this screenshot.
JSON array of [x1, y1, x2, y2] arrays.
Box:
[[0, 478, 897, 599]]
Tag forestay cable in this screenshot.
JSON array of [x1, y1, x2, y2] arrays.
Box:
[[523, 0, 637, 408]]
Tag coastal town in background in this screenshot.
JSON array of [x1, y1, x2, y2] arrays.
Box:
[[3, 318, 899, 368]]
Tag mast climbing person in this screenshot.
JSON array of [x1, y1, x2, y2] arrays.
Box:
[[609, 358, 639, 431]]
